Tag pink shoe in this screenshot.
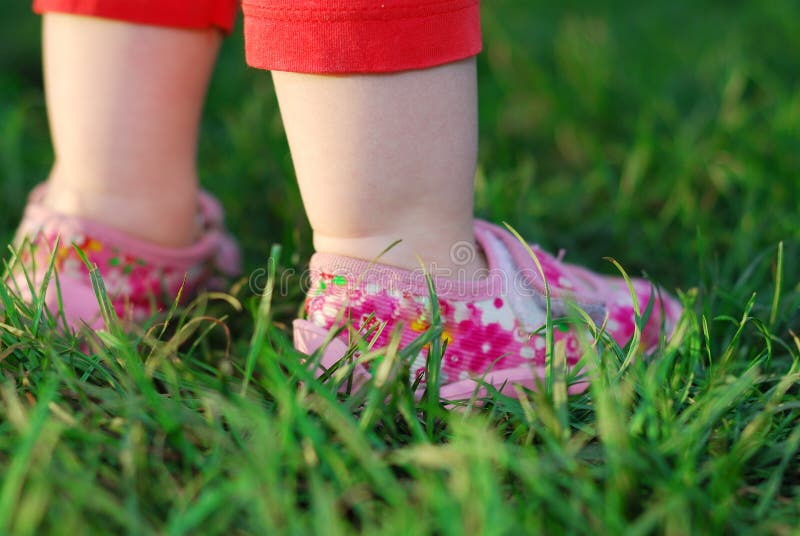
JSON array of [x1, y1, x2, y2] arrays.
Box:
[[6, 183, 241, 331], [293, 220, 682, 399]]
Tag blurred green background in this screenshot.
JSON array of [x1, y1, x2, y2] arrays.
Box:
[[2, 0, 799, 303]]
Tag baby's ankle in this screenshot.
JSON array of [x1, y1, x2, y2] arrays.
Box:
[[311, 228, 489, 281], [42, 179, 200, 247]]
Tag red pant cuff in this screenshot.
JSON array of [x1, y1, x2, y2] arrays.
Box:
[[33, 0, 238, 33], [243, 0, 481, 73]]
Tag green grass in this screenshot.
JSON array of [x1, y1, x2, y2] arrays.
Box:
[[2, 0, 800, 533]]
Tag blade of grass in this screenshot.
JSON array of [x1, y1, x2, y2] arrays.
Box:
[[503, 223, 555, 395], [242, 244, 280, 396], [769, 241, 783, 327]]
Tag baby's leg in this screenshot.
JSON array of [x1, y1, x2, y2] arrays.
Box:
[[41, 13, 220, 246], [244, 0, 485, 276], [13, 3, 240, 329], [273, 61, 485, 277]]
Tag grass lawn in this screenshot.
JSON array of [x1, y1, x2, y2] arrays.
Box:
[[1, 1, 800, 533]]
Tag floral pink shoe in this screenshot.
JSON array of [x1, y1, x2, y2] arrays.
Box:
[[293, 220, 682, 399], [5, 183, 241, 331]]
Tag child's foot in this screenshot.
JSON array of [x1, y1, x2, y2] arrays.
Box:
[[5, 183, 241, 331], [294, 220, 682, 399]]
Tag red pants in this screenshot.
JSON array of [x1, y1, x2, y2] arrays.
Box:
[[32, 0, 481, 73]]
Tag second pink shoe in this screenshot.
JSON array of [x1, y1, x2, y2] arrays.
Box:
[[5, 183, 241, 332]]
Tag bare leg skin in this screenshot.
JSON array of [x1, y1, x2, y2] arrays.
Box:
[[41, 14, 220, 247], [272, 58, 487, 278]]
